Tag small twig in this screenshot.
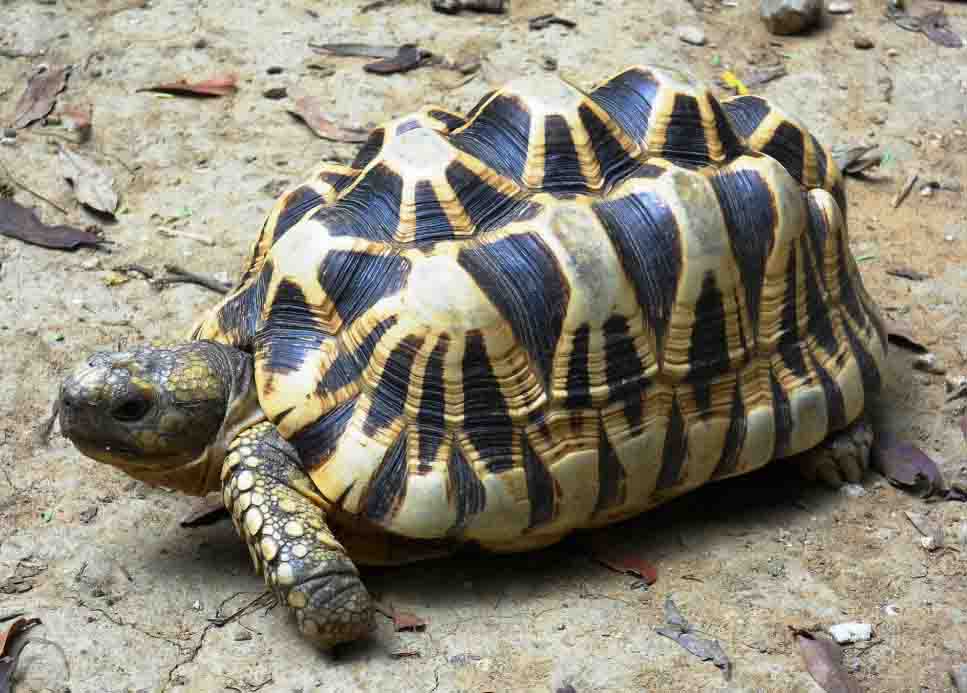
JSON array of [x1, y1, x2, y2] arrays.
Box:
[[892, 171, 918, 208], [157, 226, 215, 246], [0, 158, 70, 215], [207, 591, 277, 627], [113, 263, 154, 279], [153, 264, 231, 294]]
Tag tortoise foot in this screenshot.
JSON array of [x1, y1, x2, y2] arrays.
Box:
[[798, 415, 874, 488]]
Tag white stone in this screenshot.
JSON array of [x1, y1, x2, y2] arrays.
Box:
[[678, 25, 707, 46], [828, 622, 873, 644], [827, 1, 853, 14]]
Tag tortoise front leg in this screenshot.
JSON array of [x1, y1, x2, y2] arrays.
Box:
[[221, 421, 373, 647]]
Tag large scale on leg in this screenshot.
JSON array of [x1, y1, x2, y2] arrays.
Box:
[[59, 64, 886, 648]]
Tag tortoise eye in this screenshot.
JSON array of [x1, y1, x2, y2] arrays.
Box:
[[112, 397, 152, 422]]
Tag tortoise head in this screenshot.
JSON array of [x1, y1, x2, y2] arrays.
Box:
[[59, 342, 264, 495]]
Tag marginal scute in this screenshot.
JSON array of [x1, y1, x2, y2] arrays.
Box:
[[197, 66, 884, 548]]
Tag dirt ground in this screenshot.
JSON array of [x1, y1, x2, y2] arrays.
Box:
[[1, 0, 966, 691]]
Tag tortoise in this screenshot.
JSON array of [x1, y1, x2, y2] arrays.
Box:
[[58, 65, 887, 648]]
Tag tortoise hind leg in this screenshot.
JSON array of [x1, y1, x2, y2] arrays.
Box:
[[797, 414, 874, 488], [222, 422, 373, 647]]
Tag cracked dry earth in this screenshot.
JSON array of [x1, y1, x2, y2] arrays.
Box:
[[1, 0, 966, 692]]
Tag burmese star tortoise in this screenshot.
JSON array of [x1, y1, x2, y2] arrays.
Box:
[[59, 65, 887, 648]]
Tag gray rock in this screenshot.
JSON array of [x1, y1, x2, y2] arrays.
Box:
[[760, 0, 822, 35]]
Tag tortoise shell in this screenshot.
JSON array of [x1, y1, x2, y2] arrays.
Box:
[[192, 65, 886, 550]]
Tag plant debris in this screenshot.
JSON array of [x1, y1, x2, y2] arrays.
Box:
[[655, 599, 732, 680], [373, 602, 427, 632], [529, 14, 577, 31], [138, 75, 238, 97], [885, 266, 928, 281], [11, 64, 72, 129], [886, 3, 963, 48], [0, 617, 40, 693], [287, 95, 369, 143], [792, 628, 861, 693], [153, 264, 232, 294], [310, 42, 402, 59], [592, 547, 659, 585], [431, 0, 507, 14], [742, 64, 787, 89], [884, 319, 927, 353], [363, 44, 431, 75], [904, 510, 944, 550], [872, 437, 944, 498], [180, 495, 230, 528], [58, 146, 119, 216], [831, 144, 882, 176], [0, 199, 103, 250]]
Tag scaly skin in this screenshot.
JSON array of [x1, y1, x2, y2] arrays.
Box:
[[222, 422, 373, 646], [59, 342, 372, 647]]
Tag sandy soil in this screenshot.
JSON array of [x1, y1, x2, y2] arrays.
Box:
[[1, 0, 965, 691]]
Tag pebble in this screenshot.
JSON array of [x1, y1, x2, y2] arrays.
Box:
[[914, 352, 945, 375], [267, 65, 284, 75], [234, 629, 253, 641], [827, 0, 853, 13], [760, 0, 821, 35], [887, 48, 899, 57], [840, 483, 867, 498], [870, 113, 887, 125], [263, 87, 287, 100], [678, 25, 707, 46], [828, 622, 873, 644], [883, 604, 900, 616], [854, 36, 874, 49]]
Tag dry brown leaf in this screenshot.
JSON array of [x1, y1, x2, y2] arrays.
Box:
[[11, 64, 72, 129], [309, 42, 401, 59], [373, 602, 427, 632], [873, 437, 945, 498], [363, 45, 430, 75], [593, 547, 659, 584], [793, 628, 861, 693], [58, 146, 119, 215], [180, 495, 229, 528], [287, 96, 369, 143], [884, 319, 928, 353], [0, 199, 103, 250], [138, 75, 238, 97], [0, 617, 40, 693]]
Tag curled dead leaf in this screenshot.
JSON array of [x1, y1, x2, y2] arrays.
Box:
[[884, 319, 928, 353], [180, 495, 230, 528], [138, 75, 238, 97], [11, 64, 72, 129], [792, 628, 860, 693], [58, 146, 119, 216], [592, 548, 658, 585], [287, 95, 369, 143], [373, 602, 426, 632], [0, 199, 104, 250], [872, 437, 945, 498], [363, 45, 430, 75]]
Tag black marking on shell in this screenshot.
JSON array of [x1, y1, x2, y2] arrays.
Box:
[[802, 244, 839, 356], [395, 118, 422, 135], [318, 170, 358, 196], [565, 325, 592, 408], [841, 311, 882, 397], [317, 163, 403, 243], [661, 93, 710, 169], [274, 186, 325, 243], [451, 94, 531, 185], [541, 114, 587, 195], [257, 279, 325, 375], [448, 443, 486, 532], [290, 395, 358, 469], [803, 194, 830, 289], [627, 163, 667, 180], [760, 121, 805, 185], [594, 419, 626, 513], [811, 133, 828, 187], [685, 272, 731, 390], [318, 316, 398, 394], [837, 233, 869, 333], [708, 97, 746, 161], [362, 335, 425, 436], [523, 438, 556, 528], [603, 315, 645, 430], [577, 104, 638, 190], [215, 259, 274, 346], [769, 368, 792, 458], [712, 379, 747, 478], [417, 335, 449, 466], [464, 90, 496, 122], [318, 250, 410, 328], [656, 395, 687, 489], [831, 178, 847, 218], [808, 351, 846, 431], [427, 108, 467, 132], [462, 331, 514, 473], [710, 168, 776, 333], [721, 96, 771, 139], [589, 67, 659, 144], [592, 190, 681, 349], [445, 160, 535, 234], [458, 232, 569, 386], [413, 180, 457, 244], [364, 430, 408, 521], [352, 129, 385, 170], [778, 246, 808, 377]]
